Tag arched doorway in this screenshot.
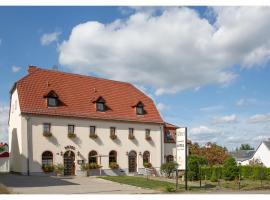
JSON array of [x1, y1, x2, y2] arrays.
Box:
[[64, 151, 75, 176], [128, 151, 137, 173]]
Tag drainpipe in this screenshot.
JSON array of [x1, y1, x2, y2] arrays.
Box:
[[26, 116, 32, 176], [160, 126, 164, 164]]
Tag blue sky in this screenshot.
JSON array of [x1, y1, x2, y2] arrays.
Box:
[[0, 6, 270, 150]]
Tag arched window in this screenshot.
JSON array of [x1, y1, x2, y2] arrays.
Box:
[[89, 150, 98, 164], [166, 155, 174, 163], [42, 151, 53, 166], [143, 151, 150, 164], [109, 150, 117, 164]]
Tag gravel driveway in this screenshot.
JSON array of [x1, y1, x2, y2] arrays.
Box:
[[0, 173, 159, 194]]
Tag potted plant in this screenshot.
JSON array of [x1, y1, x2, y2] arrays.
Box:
[[43, 132, 52, 137], [76, 163, 88, 177], [128, 134, 135, 140], [54, 163, 64, 176], [68, 132, 76, 138], [89, 133, 98, 139], [110, 134, 117, 140], [145, 135, 152, 141], [143, 162, 152, 168], [88, 163, 102, 176], [109, 162, 119, 169], [42, 164, 54, 173]]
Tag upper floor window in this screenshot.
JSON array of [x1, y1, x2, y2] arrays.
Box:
[[96, 97, 105, 112], [90, 126, 96, 135], [43, 123, 51, 133], [68, 125, 75, 134], [110, 127, 116, 136], [136, 102, 144, 115], [164, 130, 175, 143], [44, 90, 59, 107]]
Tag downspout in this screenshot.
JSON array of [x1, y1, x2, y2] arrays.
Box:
[[160, 125, 164, 165], [26, 116, 32, 176]]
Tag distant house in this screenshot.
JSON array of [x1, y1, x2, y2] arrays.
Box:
[[231, 140, 270, 167], [0, 142, 9, 172]]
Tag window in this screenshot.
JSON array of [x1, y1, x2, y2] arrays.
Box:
[[165, 130, 175, 143], [96, 97, 105, 112], [43, 123, 51, 133], [42, 151, 53, 166], [129, 128, 134, 137], [68, 125, 75, 134], [90, 126, 96, 135], [48, 97, 58, 107], [109, 150, 117, 164], [145, 129, 150, 137], [110, 127, 116, 136], [143, 151, 150, 164], [136, 102, 144, 115], [89, 151, 98, 164], [166, 155, 174, 163]]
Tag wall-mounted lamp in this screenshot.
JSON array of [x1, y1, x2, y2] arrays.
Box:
[[126, 151, 129, 156], [77, 151, 81, 157], [139, 152, 142, 156], [60, 151, 63, 156]]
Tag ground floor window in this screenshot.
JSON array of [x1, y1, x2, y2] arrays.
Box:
[[143, 151, 150, 163], [89, 150, 98, 164], [109, 150, 117, 164], [166, 155, 174, 163], [42, 151, 53, 166]]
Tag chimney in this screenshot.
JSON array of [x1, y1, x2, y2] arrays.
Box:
[[28, 65, 39, 74]]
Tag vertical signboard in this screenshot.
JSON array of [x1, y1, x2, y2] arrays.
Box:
[[176, 127, 187, 170]]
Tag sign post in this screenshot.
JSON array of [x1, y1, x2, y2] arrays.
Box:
[[176, 127, 188, 191]]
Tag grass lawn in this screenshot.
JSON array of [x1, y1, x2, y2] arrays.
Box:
[[100, 176, 186, 192], [0, 183, 10, 194], [100, 176, 270, 193]]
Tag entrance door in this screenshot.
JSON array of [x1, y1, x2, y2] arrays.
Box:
[[64, 150, 75, 176], [128, 151, 137, 173]]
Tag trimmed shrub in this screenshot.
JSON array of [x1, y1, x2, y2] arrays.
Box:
[[187, 155, 207, 181], [223, 157, 239, 181], [160, 162, 178, 178]]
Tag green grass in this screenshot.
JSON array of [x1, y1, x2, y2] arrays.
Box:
[[99, 176, 185, 192]]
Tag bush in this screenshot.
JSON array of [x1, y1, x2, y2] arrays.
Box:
[[160, 162, 178, 178], [42, 164, 54, 173], [252, 165, 267, 180], [223, 157, 239, 181], [143, 162, 152, 168], [109, 162, 119, 169], [187, 155, 207, 181], [54, 163, 64, 174], [80, 163, 89, 171], [210, 168, 218, 182], [89, 163, 101, 169]]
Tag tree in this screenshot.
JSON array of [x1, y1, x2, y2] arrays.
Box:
[[160, 162, 178, 178], [223, 157, 239, 181], [239, 144, 254, 150], [187, 155, 207, 181]]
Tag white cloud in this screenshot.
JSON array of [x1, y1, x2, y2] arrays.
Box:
[[11, 65, 21, 73], [200, 105, 224, 112], [41, 31, 61, 46], [0, 103, 9, 143], [156, 102, 169, 111], [190, 125, 219, 135], [236, 98, 257, 106], [59, 7, 270, 95], [212, 114, 237, 124], [248, 113, 270, 123]]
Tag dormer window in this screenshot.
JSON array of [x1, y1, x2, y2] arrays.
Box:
[[136, 102, 144, 115], [44, 90, 59, 107], [95, 97, 106, 112]]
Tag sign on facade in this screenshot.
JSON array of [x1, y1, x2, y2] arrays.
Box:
[[176, 127, 187, 170]]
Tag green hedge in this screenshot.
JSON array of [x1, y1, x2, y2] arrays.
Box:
[[198, 165, 270, 181]]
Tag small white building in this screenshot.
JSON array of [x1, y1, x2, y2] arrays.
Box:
[[232, 140, 270, 167], [0, 143, 9, 172], [8, 66, 178, 176]]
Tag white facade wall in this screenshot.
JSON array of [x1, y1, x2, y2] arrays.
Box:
[[8, 89, 28, 173], [17, 115, 163, 174]]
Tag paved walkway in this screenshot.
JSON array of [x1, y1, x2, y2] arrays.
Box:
[[0, 173, 158, 194]]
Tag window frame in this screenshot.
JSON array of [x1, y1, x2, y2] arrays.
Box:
[[42, 151, 53, 166], [47, 97, 58, 107], [68, 125, 75, 134], [90, 126, 96, 135], [136, 103, 144, 115], [145, 129, 151, 137], [43, 123, 51, 134], [109, 150, 117, 164], [129, 128, 134, 137], [89, 150, 98, 164], [110, 127, 116, 136]]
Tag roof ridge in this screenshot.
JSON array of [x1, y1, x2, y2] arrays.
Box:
[[31, 66, 134, 86]]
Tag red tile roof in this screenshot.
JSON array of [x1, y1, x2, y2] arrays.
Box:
[[15, 66, 164, 124]]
